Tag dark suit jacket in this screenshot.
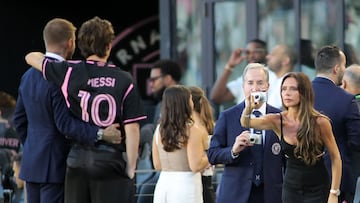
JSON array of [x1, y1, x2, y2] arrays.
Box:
[[13, 67, 99, 183], [207, 102, 283, 203], [312, 77, 360, 194]]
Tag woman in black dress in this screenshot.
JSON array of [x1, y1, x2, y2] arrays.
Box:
[[240, 72, 341, 203]]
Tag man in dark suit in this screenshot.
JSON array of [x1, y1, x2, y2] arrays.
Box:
[[312, 45, 360, 203], [342, 64, 360, 183], [13, 18, 121, 203], [208, 63, 284, 203]]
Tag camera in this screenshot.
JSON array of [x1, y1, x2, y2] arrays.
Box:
[[249, 133, 262, 145], [251, 92, 267, 104]]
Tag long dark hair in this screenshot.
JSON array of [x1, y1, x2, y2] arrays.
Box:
[[281, 72, 326, 165], [159, 85, 193, 152]]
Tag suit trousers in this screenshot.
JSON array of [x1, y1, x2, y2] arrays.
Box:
[[26, 182, 64, 203], [248, 183, 264, 203]]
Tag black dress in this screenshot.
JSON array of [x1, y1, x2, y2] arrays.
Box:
[[280, 114, 330, 203]]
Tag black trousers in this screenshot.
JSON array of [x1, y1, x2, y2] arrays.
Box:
[[65, 167, 135, 203], [65, 145, 133, 202], [202, 176, 216, 203]]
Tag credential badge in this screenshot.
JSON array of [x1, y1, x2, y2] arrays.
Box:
[[272, 143, 281, 155]]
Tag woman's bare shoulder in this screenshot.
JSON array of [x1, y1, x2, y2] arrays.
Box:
[[316, 114, 331, 126]]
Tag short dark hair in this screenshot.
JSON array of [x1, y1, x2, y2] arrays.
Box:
[[43, 18, 76, 47], [151, 59, 183, 83], [315, 45, 341, 73], [0, 91, 16, 119], [248, 39, 267, 52]]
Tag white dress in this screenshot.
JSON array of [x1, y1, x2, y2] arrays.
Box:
[[153, 171, 202, 203], [153, 126, 203, 203]]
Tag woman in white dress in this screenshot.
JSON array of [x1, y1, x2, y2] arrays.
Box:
[[152, 85, 210, 203]]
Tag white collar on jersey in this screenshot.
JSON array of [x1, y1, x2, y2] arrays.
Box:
[[45, 52, 65, 62]]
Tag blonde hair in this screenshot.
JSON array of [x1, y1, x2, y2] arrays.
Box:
[[189, 86, 215, 134], [43, 18, 76, 48]]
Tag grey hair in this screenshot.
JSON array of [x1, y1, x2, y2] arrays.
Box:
[[242, 63, 270, 83], [345, 64, 360, 88]]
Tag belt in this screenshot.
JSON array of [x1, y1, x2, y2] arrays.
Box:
[[95, 144, 117, 153], [73, 144, 117, 153]]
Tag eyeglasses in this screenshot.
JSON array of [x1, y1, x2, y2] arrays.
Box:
[[148, 75, 163, 82], [245, 48, 266, 55]]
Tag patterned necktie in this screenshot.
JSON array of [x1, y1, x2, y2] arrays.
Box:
[[253, 110, 262, 117], [252, 110, 263, 186]]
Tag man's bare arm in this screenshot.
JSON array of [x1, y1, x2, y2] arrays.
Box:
[[25, 52, 45, 72], [124, 122, 140, 179], [210, 66, 235, 104], [210, 49, 244, 104]]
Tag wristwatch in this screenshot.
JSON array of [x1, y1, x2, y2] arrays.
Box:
[[330, 189, 340, 196], [97, 129, 104, 141]]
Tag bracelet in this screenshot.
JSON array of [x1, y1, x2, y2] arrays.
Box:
[[240, 114, 251, 127], [224, 64, 233, 72], [329, 189, 340, 196]]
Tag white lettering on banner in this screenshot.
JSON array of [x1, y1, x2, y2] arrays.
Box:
[[131, 36, 147, 54], [115, 31, 160, 66], [0, 137, 19, 147], [111, 15, 160, 67]]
